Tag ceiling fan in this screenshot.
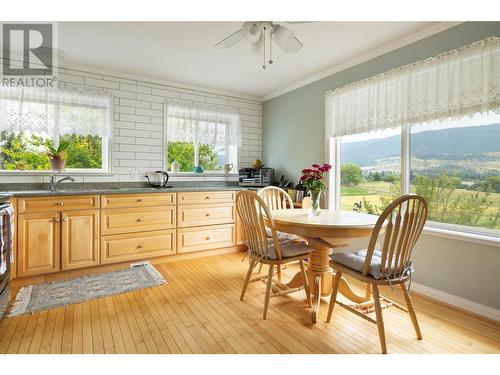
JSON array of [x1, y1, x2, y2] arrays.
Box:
[[215, 22, 304, 69]]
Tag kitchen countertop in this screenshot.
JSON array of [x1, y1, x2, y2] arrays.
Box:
[[0, 182, 257, 197]]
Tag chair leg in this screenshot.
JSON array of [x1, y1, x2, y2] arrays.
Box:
[[326, 271, 342, 322], [276, 265, 282, 281], [400, 283, 422, 339], [263, 264, 274, 320], [299, 260, 311, 306], [257, 263, 263, 274], [240, 259, 257, 301], [372, 285, 387, 354]]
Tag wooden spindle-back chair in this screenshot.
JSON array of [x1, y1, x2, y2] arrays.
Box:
[[327, 194, 428, 353], [257, 186, 296, 280], [236, 190, 311, 319], [258, 186, 295, 210]]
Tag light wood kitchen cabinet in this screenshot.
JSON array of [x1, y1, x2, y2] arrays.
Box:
[[101, 229, 176, 264], [100, 193, 176, 209], [18, 212, 61, 277], [177, 224, 235, 253], [177, 191, 235, 205], [101, 206, 176, 235], [177, 203, 235, 228], [18, 195, 99, 213], [61, 210, 100, 270], [13, 190, 244, 279]]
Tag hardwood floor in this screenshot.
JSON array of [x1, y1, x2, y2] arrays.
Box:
[[1, 252, 499, 354]]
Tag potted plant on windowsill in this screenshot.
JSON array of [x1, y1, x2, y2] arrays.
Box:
[[300, 163, 332, 216], [46, 140, 70, 171]]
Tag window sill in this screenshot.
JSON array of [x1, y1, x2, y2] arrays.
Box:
[[167, 172, 238, 178], [422, 225, 500, 247], [0, 170, 113, 176]]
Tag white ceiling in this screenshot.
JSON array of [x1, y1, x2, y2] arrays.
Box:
[[58, 21, 448, 99]]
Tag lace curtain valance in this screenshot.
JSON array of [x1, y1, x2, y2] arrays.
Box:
[[325, 37, 500, 137], [0, 86, 112, 141], [166, 100, 241, 147]]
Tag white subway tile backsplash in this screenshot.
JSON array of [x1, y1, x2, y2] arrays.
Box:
[[85, 77, 120, 89], [5, 65, 262, 183]]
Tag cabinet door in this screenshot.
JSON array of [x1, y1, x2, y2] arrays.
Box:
[[18, 213, 60, 277], [61, 210, 100, 270]]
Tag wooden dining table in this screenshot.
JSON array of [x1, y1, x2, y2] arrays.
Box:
[[268, 209, 380, 323]]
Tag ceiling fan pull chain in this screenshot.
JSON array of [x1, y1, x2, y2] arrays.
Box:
[[269, 28, 273, 65], [262, 26, 266, 69]]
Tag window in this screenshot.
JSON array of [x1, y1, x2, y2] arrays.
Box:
[[165, 102, 240, 173], [410, 114, 500, 233], [330, 112, 500, 236], [0, 88, 111, 172], [326, 37, 500, 237], [340, 128, 401, 214]]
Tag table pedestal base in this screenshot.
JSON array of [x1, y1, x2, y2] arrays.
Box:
[[286, 237, 372, 323]]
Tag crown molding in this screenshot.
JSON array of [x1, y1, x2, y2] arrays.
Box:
[[262, 21, 464, 102], [60, 61, 263, 103]]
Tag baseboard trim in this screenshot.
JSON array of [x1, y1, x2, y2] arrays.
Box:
[[411, 282, 500, 322]]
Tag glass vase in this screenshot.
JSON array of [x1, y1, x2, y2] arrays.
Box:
[[309, 190, 322, 216]]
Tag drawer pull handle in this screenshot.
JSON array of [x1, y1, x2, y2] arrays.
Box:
[[61, 217, 68, 222], [137, 198, 144, 202], [137, 217, 144, 222], [138, 244, 144, 248], [205, 213, 210, 217], [205, 196, 210, 199], [56, 202, 64, 206], [205, 237, 210, 241]]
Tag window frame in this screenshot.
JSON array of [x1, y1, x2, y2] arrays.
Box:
[[327, 120, 500, 241], [163, 105, 239, 174], [0, 94, 112, 174]]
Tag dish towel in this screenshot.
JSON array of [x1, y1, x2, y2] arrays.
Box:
[[0, 205, 14, 275]]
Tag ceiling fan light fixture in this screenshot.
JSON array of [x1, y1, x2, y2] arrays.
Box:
[[273, 26, 302, 53], [250, 38, 264, 55], [242, 22, 262, 44]]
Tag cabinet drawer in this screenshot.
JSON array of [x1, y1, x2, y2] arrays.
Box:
[[101, 230, 176, 264], [178, 203, 235, 228], [177, 224, 235, 253], [101, 193, 176, 209], [177, 191, 235, 205], [18, 195, 99, 213], [101, 206, 176, 235]]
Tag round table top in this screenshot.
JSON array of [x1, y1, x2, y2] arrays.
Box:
[[269, 209, 380, 240]]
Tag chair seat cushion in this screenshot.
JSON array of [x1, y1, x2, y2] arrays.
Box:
[[330, 249, 384, 279], [266, 238, 311, 260], [265, 227, 300, 242]]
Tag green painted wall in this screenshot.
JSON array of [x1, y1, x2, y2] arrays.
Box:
[[263, 22, 500, 180], [262, 22, 500, 310]]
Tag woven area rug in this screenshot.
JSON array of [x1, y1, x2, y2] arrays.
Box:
[[8, 264, 166, 317]]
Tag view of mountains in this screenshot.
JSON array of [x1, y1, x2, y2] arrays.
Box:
[[341, 123, 500, 167]]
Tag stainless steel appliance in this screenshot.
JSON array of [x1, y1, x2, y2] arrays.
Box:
[[145, 171, 171, 188], [238, 167, 275, 187], [0, 195, 13, 320]]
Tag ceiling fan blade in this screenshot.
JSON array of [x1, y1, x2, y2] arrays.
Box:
[[215, 29, 243, 49], [273, 26, 303, 53]]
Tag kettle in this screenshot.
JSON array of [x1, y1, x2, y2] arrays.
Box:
[[145, 171, 170, 188]]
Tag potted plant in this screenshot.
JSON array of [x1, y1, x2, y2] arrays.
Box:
[[45, 140, 70, 171], [300, 163, 332, 216]]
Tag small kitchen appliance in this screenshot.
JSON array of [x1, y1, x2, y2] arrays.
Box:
[[238, 167, 275, 187], [145, 171, 171, 188]]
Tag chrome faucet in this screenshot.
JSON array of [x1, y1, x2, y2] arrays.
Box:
[[49, 173, 75, 191]]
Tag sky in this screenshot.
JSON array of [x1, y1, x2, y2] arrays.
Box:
[[342, 112, 500, 144]]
